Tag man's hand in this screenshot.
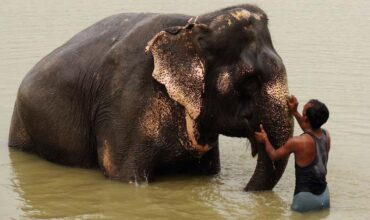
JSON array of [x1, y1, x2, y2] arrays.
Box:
[[255, 124, 295, 161], [288, 95, 298, 113], [287, 95, 308, 132], [254, 124, 268, 144]]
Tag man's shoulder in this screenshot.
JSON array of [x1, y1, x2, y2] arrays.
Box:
[[290, 134, 311, 143], [324, 129, 331, 138], [288, 134, 314, 150]]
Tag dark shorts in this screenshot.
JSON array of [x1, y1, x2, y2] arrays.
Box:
[[291, 186, 330, 212]]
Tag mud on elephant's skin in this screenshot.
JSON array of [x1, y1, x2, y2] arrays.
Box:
[[8, 4, 293, 191]]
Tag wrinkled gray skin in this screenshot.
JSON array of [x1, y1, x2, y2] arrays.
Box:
[[9, 4, 293, 191]]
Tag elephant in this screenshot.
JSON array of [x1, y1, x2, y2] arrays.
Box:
[[8, 4, 293, 191]]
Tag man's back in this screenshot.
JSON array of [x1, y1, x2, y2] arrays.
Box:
[[294, 129, 329, 195], [293, 134, 318, 167]]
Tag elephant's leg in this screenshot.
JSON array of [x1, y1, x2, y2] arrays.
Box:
[[8, 104, 35, 152], [191, 143, 220, 175], [97, 139, 155, 183], [120, 158, 155, 183]]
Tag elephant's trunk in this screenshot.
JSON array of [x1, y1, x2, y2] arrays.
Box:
[[245, 74, 293, 191], [245, 146, 289, 191]]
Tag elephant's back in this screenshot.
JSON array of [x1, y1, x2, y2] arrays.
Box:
[[13, 12, 192, 152], [17, 12, 190, 100], [20, 12, 191, 91], [44, 12, 191, 68], [21, 13, 157, 84], [61, 13, 158, 53]]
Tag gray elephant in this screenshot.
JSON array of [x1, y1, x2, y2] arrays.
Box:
[[9, 4, 293, 191]]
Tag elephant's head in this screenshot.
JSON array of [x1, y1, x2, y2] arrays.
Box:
[[146, 5, 293, 191]]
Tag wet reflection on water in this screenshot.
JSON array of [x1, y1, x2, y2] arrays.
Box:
[[0, 140, 332, 219], [7, 144, 288, 219]]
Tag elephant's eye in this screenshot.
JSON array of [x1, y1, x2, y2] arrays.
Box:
[[239, 75, 261, 98]]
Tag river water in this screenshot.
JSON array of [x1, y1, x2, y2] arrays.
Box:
[[1, 0, 369, 219]]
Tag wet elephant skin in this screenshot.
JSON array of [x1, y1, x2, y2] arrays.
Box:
[[9, 4, 293, 190]]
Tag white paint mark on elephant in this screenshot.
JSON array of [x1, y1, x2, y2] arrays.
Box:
[[253, 13, 263, 21], [216, 71, 232, 95], [227, 19, 232, 26], [231, 9, 262, 21], [210, 14, 233, 33], [231, 10, 251, 20]]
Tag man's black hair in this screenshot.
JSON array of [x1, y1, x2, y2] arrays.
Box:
[[306, 99, 329, 130]]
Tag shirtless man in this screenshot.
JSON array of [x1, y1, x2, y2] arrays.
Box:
[[254, 95, 331, 212]]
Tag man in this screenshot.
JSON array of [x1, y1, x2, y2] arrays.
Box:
[[254, 95, 331, 212]]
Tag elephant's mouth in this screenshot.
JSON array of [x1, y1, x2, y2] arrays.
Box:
[[247, 131, 259, 157], [242, 115, 260, 157]]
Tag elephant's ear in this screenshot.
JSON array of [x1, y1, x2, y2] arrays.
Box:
[[145, 27, 205, 120]]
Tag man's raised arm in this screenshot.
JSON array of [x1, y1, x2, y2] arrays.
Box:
[[288, 95, 309, 132]]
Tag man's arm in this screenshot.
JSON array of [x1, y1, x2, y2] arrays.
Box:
[[255, 124, 295, 161], [326, 130, 331, 153], [288, 95, 309, 132], [326, 130, 331, 163]]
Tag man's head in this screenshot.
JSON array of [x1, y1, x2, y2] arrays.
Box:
[[303, 99, 329, 130]]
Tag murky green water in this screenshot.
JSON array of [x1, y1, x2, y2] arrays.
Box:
[[1, 0, 370, 219]]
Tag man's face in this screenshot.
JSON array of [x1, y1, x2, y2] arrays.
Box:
[[302, 102, 313, 118]]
